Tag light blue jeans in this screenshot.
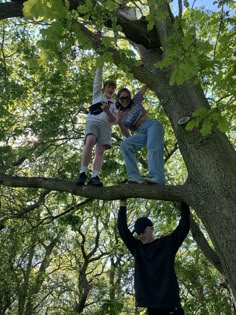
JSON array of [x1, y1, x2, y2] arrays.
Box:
[[120, 119, 165, 184]]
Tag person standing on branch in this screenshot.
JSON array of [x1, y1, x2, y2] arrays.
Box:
[[118, 199, 190, 315], [76, 67, 117, 186], [116, 85, 165, 185]]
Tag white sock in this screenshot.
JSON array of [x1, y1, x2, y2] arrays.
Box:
[[92, 170, 99, 177], [80, 166, 88, 174]]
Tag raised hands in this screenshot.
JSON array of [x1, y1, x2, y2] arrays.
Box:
[[101, 102, 110, 113]]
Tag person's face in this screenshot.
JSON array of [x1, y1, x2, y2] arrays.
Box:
[[119, 91, 131, 107], [139, 226, 154, 243], [104, 84, 116, 99]]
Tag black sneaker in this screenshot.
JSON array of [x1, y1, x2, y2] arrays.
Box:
[[87, 176, 103, 186], [76, 172, 87, 186]]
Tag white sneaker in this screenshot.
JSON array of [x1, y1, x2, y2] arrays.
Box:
[[144, 177, 160, 184], [127, 178, 145, 184]]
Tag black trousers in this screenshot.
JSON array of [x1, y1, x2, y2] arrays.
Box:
[[147, 307, 185, 315]]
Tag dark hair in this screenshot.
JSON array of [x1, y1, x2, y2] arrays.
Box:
[[116, 87, 132, 100], [103, 80, 116, 91], [116, 88, 132, 110], [134, 217, 153, 235]]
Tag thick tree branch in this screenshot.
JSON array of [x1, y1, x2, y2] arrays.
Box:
[[0, 1, 161, 49], [0, 175, 185, 201], [115, 13, 161, 49], [78, 22, 160, 88], [24, 234, 61, 314], [149, 0, 176, 50], [0, 2, 24, 19], [190, 216, 224, 274]]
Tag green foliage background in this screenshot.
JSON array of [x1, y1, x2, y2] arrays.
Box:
[[0, 0, 235, 313]]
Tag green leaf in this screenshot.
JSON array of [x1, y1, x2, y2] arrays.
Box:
[[182, 33, 194, 50], [146, 16, 155, 31], [200, 120, 213, 136], [217, 116, 229, 133], [71, 22, 81, 34], [192, 107, 208, 117], [23, 0, 44, 19], [185, 119, 198, 131], [23, 0, 68, 20]]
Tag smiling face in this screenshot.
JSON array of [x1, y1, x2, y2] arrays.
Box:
[[118, 89, 132, 108], [103, 80, 116, 99], [104, 83, 116, 99]]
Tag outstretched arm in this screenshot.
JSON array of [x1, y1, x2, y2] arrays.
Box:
[[132, 84, 147, 104], [171, 202, 190, 252], [118, 200, 137, 255], [92, 67, 103, 103], [139, 84, 148, 96]]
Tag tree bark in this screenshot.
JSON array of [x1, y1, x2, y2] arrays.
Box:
[[135, 41, 236, 303], [190, 216, 223, 275], [121, 4, 236, 299], [0, 2, 24, 19], [0, 175, 185, 201], [24, 235, 60, 315]]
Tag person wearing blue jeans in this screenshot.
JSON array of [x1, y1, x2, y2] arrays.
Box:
[[116, 85, 165, 185]]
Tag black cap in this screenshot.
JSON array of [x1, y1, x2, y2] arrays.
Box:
[[134, 217, 153, 235]]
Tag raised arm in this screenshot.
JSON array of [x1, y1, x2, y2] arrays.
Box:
[[139, 84, 148, 96], [92, 67, 103, 103], [118, 200, 137, 255], [170, 202, 190, 252]]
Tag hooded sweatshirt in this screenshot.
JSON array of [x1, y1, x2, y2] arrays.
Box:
[[118, 203, 190, 309]]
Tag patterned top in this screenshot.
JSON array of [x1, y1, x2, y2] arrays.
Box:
[[121, 92, 146, 131]]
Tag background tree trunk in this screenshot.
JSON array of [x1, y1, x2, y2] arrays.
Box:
[[136, 47, 236, 298]]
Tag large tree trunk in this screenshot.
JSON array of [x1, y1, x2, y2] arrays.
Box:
[[132, 42, 236, 298], [118, 2, 236, 298], [165, 82, 236, 300]]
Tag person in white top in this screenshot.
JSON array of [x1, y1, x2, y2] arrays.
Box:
[[76, 67, 117, 186]]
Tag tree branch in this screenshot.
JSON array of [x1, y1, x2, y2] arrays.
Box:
[[115, 13, 161, 49], [0, 2, 24, 19], [190, 215, 224, 274], [16, 190, 50, 218], [149, 0, 176, 50], [0, 174, 185, 201], [0, 1, 161, 49]]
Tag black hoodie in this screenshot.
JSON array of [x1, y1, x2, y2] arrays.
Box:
[[118, 203, 190, 309]]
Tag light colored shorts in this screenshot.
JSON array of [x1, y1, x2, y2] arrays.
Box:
[[85, 120, 112, 149]]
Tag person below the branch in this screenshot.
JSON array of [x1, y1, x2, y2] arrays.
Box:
[[116, 85, 165, 184], [118, 199, 190, 315], [76, 67, 117, 186]]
